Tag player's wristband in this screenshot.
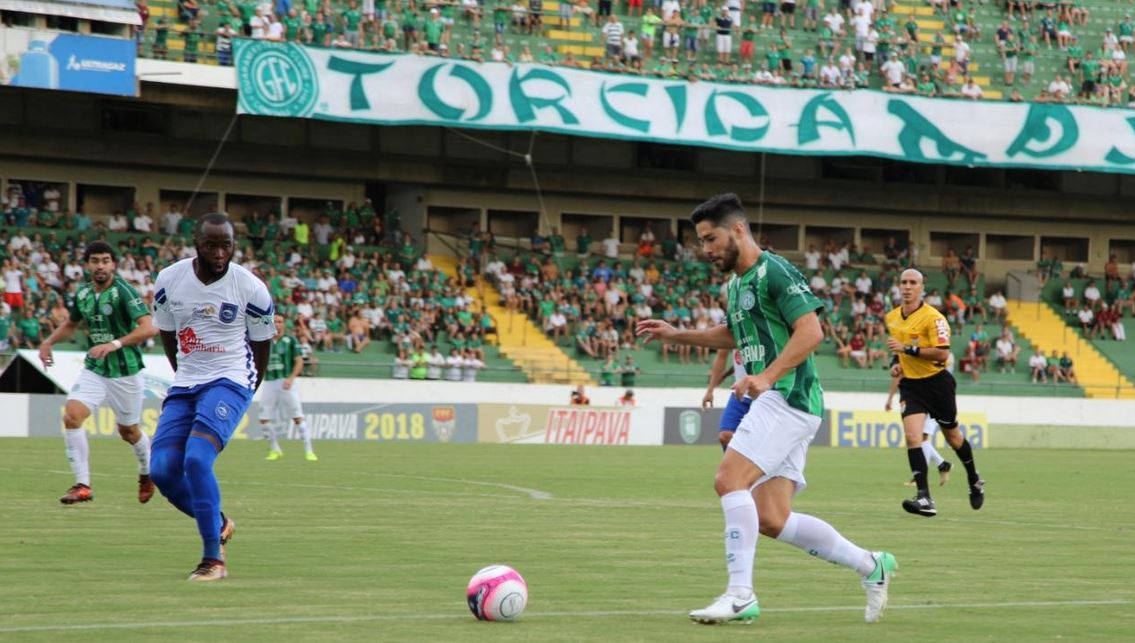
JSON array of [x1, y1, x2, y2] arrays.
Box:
[[111, 339, 123, 350], [903, 345, 920, 357]]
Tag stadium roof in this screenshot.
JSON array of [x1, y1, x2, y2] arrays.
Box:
[[0, 0, 141, 25]]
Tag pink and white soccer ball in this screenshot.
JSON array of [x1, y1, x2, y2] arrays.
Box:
[[466, 565, 528, 621]]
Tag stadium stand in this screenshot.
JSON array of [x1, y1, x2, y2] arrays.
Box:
[[0, 188, 525, 382], [128, 0, 1135, 103], [3, 174, 1133, 395]]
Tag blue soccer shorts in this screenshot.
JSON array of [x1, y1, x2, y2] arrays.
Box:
[[719, 395, 753, 433], [153, 378, 253, 451]]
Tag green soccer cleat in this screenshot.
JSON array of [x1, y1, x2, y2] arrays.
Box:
[[862, 551, 898, 624], [689, 591, 760, 624], [266, 449, 283, 461], [304, 452, 318, 462]]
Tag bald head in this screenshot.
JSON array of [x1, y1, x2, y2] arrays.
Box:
[[898, 269, 925, 307]]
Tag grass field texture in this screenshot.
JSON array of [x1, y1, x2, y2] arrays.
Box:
[[1, 439, 1133, 642]]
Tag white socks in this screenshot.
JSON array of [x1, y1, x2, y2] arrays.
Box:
[[263, 422, 280, 452], [64, 429, 90, 487], [297, 420, 313, 454], [922, 440, 944, 468], [776, 512, 876, 577], [721, 490, 759, 592], [130, 431, 151, 475]]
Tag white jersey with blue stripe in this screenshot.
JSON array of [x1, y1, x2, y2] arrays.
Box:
[[152, 258, 275, 390]]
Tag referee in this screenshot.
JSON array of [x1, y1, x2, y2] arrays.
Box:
[[885, 269, 985, 517]]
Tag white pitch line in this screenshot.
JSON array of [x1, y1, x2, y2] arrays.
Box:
[[0, 600, 1128, 634]]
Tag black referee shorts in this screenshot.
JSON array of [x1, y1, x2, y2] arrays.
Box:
[[899, 370, 959, 429]]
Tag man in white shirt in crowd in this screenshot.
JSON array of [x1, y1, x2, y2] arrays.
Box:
[[445, 349, 464, 381], [108, 212, 129, 232], [1028, 349, 1048, 383], [602, 231, 621, 258], [462, 349, 484, 382], [804, 245, 822, 271], [162, 204, 183, 236], [987, 290, 1007, 321], [427, 345, 446, 380], [133, 209, 153, 233]]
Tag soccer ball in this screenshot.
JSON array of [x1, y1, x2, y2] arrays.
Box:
[[466, 565, 528, 621]]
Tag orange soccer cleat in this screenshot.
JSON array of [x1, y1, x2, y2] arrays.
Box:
[[187, 558, 228, 582], [59, 484, 93, 505], [138, 474, 155, 504]]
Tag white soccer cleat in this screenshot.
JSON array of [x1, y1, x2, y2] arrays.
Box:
[[862, 551, 898, 623], [688, 590, 760, 624]]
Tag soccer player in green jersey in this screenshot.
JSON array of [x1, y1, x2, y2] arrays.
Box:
[[637, 194, 895, 625], [37, 242, 158, 505], [259, 314, 315, 461]]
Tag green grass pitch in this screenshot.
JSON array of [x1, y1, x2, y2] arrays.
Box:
[[1, 438, 1132, 642]]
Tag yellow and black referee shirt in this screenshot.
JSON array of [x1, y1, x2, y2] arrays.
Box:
[[885, 303, 952, 379]]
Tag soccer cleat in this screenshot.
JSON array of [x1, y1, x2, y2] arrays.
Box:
[[187, 558, 227, 582], [938, 461, 953, 487], [902, 495, 937, 517], [220, 514, 236, 546], [138, 474, 155, 504], [969, 479, 985, 510], [304, 451, 318, 462], [266, 449, 283, 461], [688, 591, 760, 624], [862, 551, 898, 623], [60, 484, 93, 505]]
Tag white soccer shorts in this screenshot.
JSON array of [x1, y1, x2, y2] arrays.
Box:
[[257, 378, 303, 422], [66, 369, 144, 426], [728, 390, 822, 494]]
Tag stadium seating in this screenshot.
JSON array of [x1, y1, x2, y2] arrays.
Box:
[[136, 0, 1135, 103]]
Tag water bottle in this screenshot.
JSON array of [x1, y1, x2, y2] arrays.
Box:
[[15, 40, 58, 89]]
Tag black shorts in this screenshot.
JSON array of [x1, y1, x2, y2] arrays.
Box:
[[899, 370, 958, 429]]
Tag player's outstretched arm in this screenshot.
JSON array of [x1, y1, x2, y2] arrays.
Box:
[[635, 319, 735, 349], [38, 319, 79, 367], [885, 336, 951, 362], [159, 330, 179, 372]]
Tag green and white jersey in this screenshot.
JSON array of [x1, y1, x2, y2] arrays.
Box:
[[265, 334, 300, 381], [69, 277, 149, 378], [725, 252, 824, 416]]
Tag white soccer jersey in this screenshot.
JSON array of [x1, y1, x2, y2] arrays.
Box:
[[152, 258, 275, 390]]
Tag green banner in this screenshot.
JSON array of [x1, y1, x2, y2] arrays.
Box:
[[235, 40, 1135, 173]]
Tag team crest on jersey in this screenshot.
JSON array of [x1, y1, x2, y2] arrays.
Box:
[[100, 304, 113, 315], [219, 302, 238, 324], [739, 289, 757, 311]]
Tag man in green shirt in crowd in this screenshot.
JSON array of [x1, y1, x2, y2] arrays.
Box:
[[184, 20, 201, 63], [342, 0, 363, 46], [549, 227, 566, 254], [619, 355, 640, 387], [260, 314, 316, 462], [410, 348, 429, 379], [37, 241, 158, 506], [577, 229, 592, 256], [283, 9, 303, 41], [600, 354, 618, 386]]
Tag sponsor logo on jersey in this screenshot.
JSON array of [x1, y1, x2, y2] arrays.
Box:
[[177, 327, 228, 354], [192, 304, 217, 319]]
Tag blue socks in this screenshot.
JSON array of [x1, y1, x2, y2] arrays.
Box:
[[150, 426, 224, 561]]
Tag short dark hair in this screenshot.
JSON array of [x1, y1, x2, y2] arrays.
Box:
[[690, 193, 746, 227], [195, 212, 232, 236], [82, 241, 116, 263]]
